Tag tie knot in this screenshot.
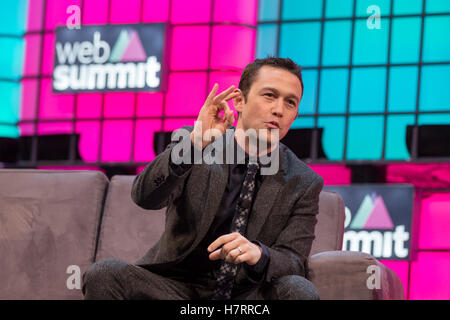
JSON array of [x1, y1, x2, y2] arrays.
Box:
[[247, 161, 260, 172]]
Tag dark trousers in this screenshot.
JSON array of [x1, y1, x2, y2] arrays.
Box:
[[82, 258, 320, 300]]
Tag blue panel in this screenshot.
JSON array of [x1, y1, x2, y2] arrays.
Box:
[[353, 19, 390, 65], [325, 0, 354, 18], [418, 113, 450, 125], [0, 0, 29, 36], [385, 115, 415, 160], [256, 24, 278, 59], [322, 20, 352, 66], [258, 0, 280, 21], [299, 70, 318, 115], [420, 65, 450, 112], [280, 22, 321, 67], [356, 0, 391, 17], [0, 81, 21, 138], [393, 0, 423, 15], [388, 66, 418, 112], [282, 0, 323, 20], [318, 116, 345, 160], [426, 0, 450, 13], [0, 37, 25, 80], [291, 116, 314, 129], [347, 115, 384, 160], [390, 17, 421, 64], [319, 68, 349, 114], [0, 125, 19, 138], [423, 16, 450, 63], [350, 67, 387, 113]]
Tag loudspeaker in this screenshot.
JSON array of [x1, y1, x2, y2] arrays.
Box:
[[19, 134, 82, 161], [406, 125, 450, 157], [0, 138, 19, 162], [153, 131, 174, 155], [280, 128, 326, 160]]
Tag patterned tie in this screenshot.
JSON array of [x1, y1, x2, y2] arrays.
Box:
[[212, 161, 260, 300]]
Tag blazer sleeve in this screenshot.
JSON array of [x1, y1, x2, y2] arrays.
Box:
[[131, 125, 195, 210], [258, 174, 324, 283]]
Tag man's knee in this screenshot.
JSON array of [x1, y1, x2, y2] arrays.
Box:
[[270, 275, 320, 300], [82, 258, 129, 297]]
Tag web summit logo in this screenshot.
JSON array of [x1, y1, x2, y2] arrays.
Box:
[[343, 192, 410, 260], [53, 24, 166, 93]]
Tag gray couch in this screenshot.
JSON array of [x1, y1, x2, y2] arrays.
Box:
[[0, 169, 404, 300]]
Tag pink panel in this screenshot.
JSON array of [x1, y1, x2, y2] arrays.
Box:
[[23, 34, 41, 76], [137, 92, 163, 117], [27, 0, 44, 31], [410, 252, 450, 300], [210, 26, 255, 70], [387, 163, 450, 189], [110, 0, 141, 23], [101, 120, 133, 162], [213, 0, 258, 25], [82, 0, 109, 25], [418, 192, 450, 249], [163, 118, 196, 132], [170, 26, 210, 70], [37, 122, 73, 135], [134, 120, 161, 162], [39, 78, 75, 119], [103, 92, 135, 118], [379, 260, 409, 299], [76, 93, 102, 119], [76, 121, 100, 162], [45, 0, 82, 30], [170, 0, 211, 24], [42, 33, 55, 76], [165, 72, 207, 116], [143, 0, 169, 22], [308, 165, 352, 185], [20, 79, 38, 120], [19, 123, 35, 136]]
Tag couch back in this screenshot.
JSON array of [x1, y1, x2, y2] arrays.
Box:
[[0, 170, 345, 299]]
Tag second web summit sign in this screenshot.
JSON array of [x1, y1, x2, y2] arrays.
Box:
[[52, 24, 168, 93]]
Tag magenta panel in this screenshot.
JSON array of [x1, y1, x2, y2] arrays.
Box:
[[387, 163, 450, 189], [163, 118, 196, 132], [101, 120, 133, 162], [76, 121, 100, 162], [165, 72, 207, 117], [170, 0, 212, 24], [137, 92, 164, 117], [110, 0, 142, 24], [418, 192, 450, 250], [37, 121, 72, 135], [26, 0, 44, 31], [170, 26, 210, 70], [42, 33, 55, 76], [410, 252, 450, 300], [19, 123, 35, 136], [39, 78, 75, 119], [134, 120, 161, 162], [23, 34, 41, 76], [213, 0, 258, 25], [308, 165, 352, 185], [210, 26, 255, 70], [103, 92, 135, 118], [76, 93, 102, 119], [82, 0, 109, 25], [45, 0, 82, 31], [142, 0, 170, 22], [20, 79, 38, 121], [379, 260, 409, 299]]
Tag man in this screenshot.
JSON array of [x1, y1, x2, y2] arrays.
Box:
[[82, 57, 324, 300]]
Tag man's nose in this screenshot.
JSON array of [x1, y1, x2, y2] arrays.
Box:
[[271, 99, 283, 117]]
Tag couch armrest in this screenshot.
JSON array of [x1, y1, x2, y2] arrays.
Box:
[[307, 251, 405, 300]]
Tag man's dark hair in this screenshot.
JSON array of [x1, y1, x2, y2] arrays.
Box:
[[238, 56, 304, 104]]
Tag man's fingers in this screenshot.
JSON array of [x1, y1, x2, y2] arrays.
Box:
[[213, 85, 236, 103], [205, 83, 219, 104], [207, 232, 239, 252]]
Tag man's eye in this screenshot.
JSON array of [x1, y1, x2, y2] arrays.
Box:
[[264, 93, 274, 98]]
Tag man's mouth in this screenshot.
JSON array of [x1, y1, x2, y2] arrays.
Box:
[[265, 121, 280, 129]]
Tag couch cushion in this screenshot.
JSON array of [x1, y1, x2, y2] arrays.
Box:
[[95, 175, 165, 264], [310, 191, 346, 256], [0, 169, 108, 299]]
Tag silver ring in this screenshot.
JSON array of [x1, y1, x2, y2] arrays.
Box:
[[237, 246, 243, 254]]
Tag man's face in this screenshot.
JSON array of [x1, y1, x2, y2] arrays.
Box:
[[233, 66, 302, 144]]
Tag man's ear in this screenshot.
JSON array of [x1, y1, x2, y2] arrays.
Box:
[[232, 89, 244, 113]]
